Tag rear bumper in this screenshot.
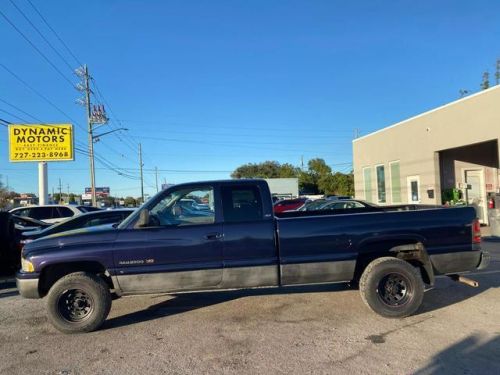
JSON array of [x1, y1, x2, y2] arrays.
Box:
[[477, 249, 491, 270], [430, 249, 489, 275], [16, 272, 40, 299]]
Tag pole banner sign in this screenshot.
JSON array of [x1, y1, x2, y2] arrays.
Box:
[[8, 124, 74, 162]]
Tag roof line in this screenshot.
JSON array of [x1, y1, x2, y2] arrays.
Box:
[[353, 85, 500, 142]]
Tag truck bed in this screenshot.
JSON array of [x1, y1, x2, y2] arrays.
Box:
[[276, 206, 479, 285]]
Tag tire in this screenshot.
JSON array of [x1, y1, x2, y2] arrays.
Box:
[[359, 257, 424, 318], [46, 272, 112, 333]]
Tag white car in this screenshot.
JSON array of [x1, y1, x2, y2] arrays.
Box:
[[9, 205, 99, 224]]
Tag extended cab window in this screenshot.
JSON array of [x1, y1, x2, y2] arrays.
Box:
[[221, 185, 263, 222], [148, 186, 215, 226]]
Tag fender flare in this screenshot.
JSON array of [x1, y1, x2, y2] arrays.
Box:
[[389, 242, 435, 286]]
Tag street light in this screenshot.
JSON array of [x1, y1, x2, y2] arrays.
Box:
[[89, 127, 129, 206], [92, 128, 128, 143]]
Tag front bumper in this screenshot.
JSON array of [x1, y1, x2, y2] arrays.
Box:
[[16, 272, 40, 299]]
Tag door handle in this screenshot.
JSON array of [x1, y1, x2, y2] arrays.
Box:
[[204, 232, 223, 240]]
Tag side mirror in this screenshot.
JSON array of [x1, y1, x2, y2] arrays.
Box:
[[136, 209, 150, 228]]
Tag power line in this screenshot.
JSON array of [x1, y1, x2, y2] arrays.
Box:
[[119, 119, 359, 135], [25, 0, 83, 67], [8, 0, 75, 73], [0, 97, 44, 122], [0, 108, 28, 123], [90, 78, 139, 153], [0, 65, 142, 178], [0, 63, 87, 134], [128, 134, 350, 152], [0, 8, 75, 88]]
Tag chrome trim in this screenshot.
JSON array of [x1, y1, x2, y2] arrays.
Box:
[[16, 278, 40, 299]]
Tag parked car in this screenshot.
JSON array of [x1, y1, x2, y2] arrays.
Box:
[[9, 205, 100, 224], [319, 200, 371, 211], [17, 179, 489, 333], [19, 208, 135, 244], [297, 199, 329, 211], [273, 197, 309, 213], [10, 215, 52, 231], [324, 195, 352, 200]]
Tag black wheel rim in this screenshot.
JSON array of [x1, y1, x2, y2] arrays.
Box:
[[57, 289, 94, 323], [377, 273, 413, 307]]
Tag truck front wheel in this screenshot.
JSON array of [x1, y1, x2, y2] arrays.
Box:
[[46, 272, 112, 333], [359, 257, 424, 318]]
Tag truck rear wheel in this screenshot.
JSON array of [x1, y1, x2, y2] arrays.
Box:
[[359, 257, 424, 318], [46, 272, 111, 333]]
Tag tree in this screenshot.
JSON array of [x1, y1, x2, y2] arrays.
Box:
[[231, 158, 354, 196], [299, 158, 332, 194], [279, 163, 300, 178], [124, 196, 137, 207], [319, 172, 354, 196], [231, 161, 299, 179], [480, 71, 490, 90], [0, 180, 8, 209], [496, 59, 500, 85]]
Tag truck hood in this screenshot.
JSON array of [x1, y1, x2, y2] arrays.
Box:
[[22, 224, 119, 257]]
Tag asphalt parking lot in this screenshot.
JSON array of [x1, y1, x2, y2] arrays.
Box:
[[0, 241, 499, 375]]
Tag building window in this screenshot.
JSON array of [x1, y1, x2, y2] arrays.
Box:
[[363, 167, 373, 202], [390, 161, 401, 203], [407, 176, 420, 203], [376, 165, 386, 203]]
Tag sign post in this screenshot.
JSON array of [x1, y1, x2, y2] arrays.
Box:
[[38, 162, 48, 205], [8, 124, 74, 204]]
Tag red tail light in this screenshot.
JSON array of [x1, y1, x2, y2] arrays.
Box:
[[472, 219, 481, 244]]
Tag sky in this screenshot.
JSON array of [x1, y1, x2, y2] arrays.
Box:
[[1, 0, 499, 198]]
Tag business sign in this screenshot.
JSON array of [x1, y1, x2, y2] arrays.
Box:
[[85, 187, 110, 197], [8, 124, 74, 162]]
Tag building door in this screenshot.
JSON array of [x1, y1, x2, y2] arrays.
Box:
[[463, 169, 487, 225], [406, 176, 420, 204]]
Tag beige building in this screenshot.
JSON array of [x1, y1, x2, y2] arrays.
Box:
[[353, 85, 500, 225]]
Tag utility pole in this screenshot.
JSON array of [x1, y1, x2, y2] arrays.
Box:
[[354, 128, 360, 139], [58, 178, 62, 203], [84, 65, 97, 207], [139, 143, 144, 203], [155, 166, 159, 193], [76, 65, 108, 207]]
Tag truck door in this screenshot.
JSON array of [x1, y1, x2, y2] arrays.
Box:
[[220, 184, 279, 288], [113, 184, 223, 293]]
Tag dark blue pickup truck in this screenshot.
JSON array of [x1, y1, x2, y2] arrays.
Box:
[[17, 179, 490, 333]]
